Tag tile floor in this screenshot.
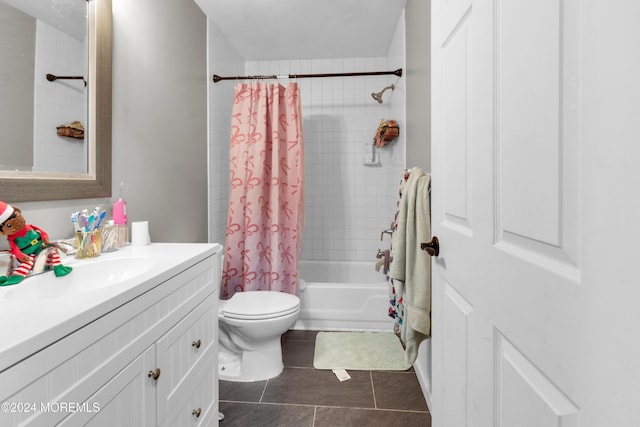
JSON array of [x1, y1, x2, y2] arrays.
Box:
[[219, 330, 431, 427]]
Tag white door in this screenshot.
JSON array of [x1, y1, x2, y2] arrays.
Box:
[[430, 0, 640, 426]]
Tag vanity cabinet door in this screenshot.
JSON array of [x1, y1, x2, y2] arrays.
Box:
[[160, 350, 217, 427], [58, 346, 156, 426], [155, 293, 217, 422]]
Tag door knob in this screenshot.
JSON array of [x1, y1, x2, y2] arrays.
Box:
[[420, 236, 439, 256], [148, 368, 161, 380]]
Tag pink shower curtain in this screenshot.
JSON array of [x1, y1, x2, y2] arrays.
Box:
[[221, 81, 304, 299]]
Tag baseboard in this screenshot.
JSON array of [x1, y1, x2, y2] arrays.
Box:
[[412, 339, 433, 412]]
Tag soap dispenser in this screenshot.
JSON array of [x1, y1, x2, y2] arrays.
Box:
[[112, 197, 127, 225], [112, 182, 128, 245]]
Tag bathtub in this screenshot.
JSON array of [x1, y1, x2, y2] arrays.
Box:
[[292, 260, 394, 331]]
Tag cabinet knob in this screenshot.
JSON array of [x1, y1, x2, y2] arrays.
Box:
[[192, 408, 202, 418], [148, 368, 161, 380], [192, 339, 201, 349]]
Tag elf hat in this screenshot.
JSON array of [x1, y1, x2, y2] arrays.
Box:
[[0, 201, 14, 224]]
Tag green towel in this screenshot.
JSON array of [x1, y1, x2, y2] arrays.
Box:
[[390, 167, 432, 366]]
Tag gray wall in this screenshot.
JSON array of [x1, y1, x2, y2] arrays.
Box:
[[405, 0, 431, 172], [206, 22, 244, 245], [5, 0, 208, 244], [111, 0, 208, 243]]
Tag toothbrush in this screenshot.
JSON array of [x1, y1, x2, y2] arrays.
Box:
[[80, 210, 89, 231], [91, 207, 101, 221], [94, 210, 107, 230], [87, 213, 95, 231], [71, 212, 81, 232]]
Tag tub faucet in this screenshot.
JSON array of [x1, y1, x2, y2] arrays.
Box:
[[380, 228, 394, 241]]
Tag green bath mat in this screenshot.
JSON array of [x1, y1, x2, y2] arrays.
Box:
[[313, 331, 410, 371]]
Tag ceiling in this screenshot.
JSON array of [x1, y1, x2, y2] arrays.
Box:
[[2, 0, 86, 41], [193, 0, 406, 61]]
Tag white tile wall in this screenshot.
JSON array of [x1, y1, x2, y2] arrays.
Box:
[[208, 16, 406, 262], [207, 23, 244, 245], [33, 21, 87, 174], [245, 55, 405, 262]]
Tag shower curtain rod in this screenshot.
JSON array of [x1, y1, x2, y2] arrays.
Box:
[[212, 68, 402, 83]]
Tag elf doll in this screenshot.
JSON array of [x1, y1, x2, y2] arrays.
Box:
[[0, 201, 72, 286]]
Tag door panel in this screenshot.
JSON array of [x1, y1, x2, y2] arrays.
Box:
[[442, 2, 472, 234], [441, 282, 473, 427], [497, 0, 562, 246], [495, 0, 581, 276], [496, 333, 579, 426], [443, 0, 472, 40]]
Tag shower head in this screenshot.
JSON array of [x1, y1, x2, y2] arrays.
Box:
[[371, 84, 395, 104]]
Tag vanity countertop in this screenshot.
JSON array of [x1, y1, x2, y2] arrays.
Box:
[[0, 242, 221, 373]]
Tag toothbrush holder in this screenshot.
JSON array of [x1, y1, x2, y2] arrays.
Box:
[[74, 229, 102, 258]]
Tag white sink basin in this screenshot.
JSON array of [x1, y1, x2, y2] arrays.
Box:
[[1, 257, 155, 302]]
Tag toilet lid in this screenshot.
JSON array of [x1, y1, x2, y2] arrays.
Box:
[[222, 291, 300, 320]]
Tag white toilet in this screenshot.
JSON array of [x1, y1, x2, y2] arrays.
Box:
[[218, 290, 300, 382]]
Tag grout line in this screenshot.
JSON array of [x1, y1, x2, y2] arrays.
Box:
[[370, 370, 378, 409], [258, 379, 269, 403], [285, 366, 318, 371], [219, 400, 315, 407], [218, 400, 430, 414], [314, 405, 430, 414]]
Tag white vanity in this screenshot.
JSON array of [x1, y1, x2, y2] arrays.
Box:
[[0, 243, 222, 427]]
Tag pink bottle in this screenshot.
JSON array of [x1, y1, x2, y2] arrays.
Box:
[[112, 197, 127, 225]]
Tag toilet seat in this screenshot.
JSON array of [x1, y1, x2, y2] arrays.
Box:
[[221, 291, 300, 320]]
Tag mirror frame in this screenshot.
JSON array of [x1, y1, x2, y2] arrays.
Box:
[[0, 0, 111, 203]]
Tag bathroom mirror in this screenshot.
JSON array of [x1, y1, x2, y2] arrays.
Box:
[[0, 0, 112, 202]]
